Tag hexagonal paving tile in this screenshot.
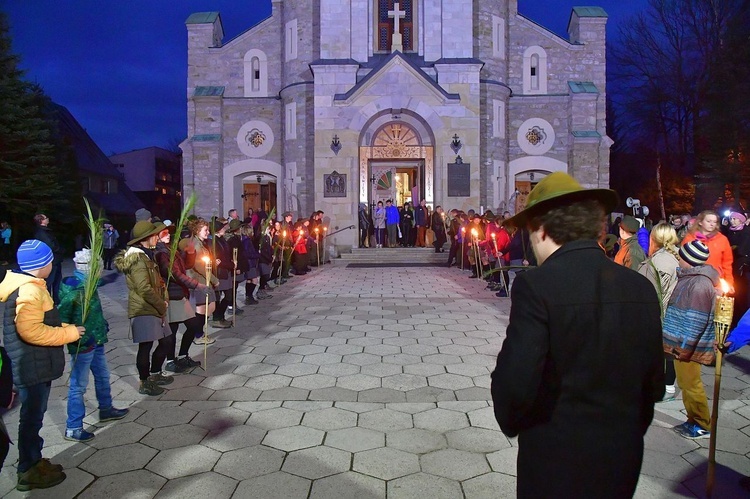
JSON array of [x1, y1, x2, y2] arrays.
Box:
[[77, 469, 165, 499], [382, 373, 429, 391], [199, 373, 248, 390], [282, 446, 352, 479], [201, 425, 267, 451], [153, 471, 238, 498], [247, 407, 303, 430], [245, 373, 293, 391], [146, 444, 221, 479], [234, 471, 311, 498], [487, 447, 518, 475], [263, 426, 325, 451], [80, 443, 158, 476], [290, 373, 337, 390], [87, 421, 151, 449], [414, 408, 470, 433], [352, 447, 420, 480], [388, 427, 448, 454], [387, 472, 463, 499], [359, 408, 413, 432], [190, 406, 249, 430], [309, 471, 385, 499], [140, 423, 209, 451], [421, 448, 491, 481], [360, 363, 403, 377], [342, 352, 382, 366], [263, 353, 304, 366], [303, 352, 344, 365], [275, 362, 320, 377], [336, 373, 381, 391], [462, 472, 517, 498], [134, 405, 197, 428], [325, 427, 386, 453], [467, 406, 498, 430], [301, 407, 358, 431], [214, 445, 286, 480]]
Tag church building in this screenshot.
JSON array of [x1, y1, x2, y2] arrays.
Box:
[[182, 1, 610, 250]]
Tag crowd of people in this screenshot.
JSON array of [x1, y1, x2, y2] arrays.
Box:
[[1, 194, 750, 493]]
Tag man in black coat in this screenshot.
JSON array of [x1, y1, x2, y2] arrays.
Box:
[[32, 213, 64, 303], [491, 172, 664, 499]]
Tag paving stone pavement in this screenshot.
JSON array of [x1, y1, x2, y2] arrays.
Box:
[[1, 260, 750, 497]]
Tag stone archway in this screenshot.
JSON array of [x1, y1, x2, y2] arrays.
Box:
[[359, 122, 434, 209], [223, 159, 283, 217]]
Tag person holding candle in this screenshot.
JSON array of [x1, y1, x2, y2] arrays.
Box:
[[208, 219, 234, 328], [681, 210, 734, 291], [663, 240, 718, 439], [115, 221, 173, 396], [431, 206, 447, 253], [153, 226, 204, 374], [727, 211, 750, 324], [446, 209, 461, 267], [184, 219, 218, 343], [491, 172, 664, 498]]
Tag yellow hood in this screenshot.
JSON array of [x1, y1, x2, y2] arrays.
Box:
[[0, 271, 43, 302]]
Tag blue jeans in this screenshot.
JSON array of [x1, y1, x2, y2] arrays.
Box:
[[17, 382, 51, 473], [67, 345, 112, 431]]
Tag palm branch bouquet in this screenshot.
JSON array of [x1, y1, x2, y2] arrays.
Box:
[[166, 192, 197, 288]]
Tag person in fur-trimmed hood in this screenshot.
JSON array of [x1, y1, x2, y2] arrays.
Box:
[[114, 221, 173, 396]]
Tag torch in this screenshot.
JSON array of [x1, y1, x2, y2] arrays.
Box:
[[323, 227, 328, 263], [232, 247, 238, 328], [706, 279, 734, 497], [471, 228, 481, 280], [201, 256, 212, 372], [315, 227, 320, 267], [281, 230, 287, 281], [461, 227, 466, 271]]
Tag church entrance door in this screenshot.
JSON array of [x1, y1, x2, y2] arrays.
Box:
[[370, 161, 422, 209], [242, 174, 276, 220]]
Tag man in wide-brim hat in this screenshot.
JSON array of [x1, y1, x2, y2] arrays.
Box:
[[490, 172, 664, 498], [127, 221, 166, 247]]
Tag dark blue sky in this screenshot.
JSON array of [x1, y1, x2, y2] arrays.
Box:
[[2, 0, 646, 155]]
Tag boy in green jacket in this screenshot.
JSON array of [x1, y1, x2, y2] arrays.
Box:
[[58, 249, 128, 442]]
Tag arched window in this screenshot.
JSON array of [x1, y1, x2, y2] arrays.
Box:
[[523, 46, 548, 95], [244, 49, 268, 97], [376, 0, 415, 52]]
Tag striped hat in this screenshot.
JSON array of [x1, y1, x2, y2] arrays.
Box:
[[679, 240, 709, 267], [17, 240, 54, 273]]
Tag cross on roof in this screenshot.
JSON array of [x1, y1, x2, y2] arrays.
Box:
[[388, 2, 406, 35]]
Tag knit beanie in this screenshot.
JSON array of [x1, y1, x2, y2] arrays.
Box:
[[17, 240, 54, 273], [679, 240, 709, 267], [730, 212, 747, 224], [135, 208, 152, 222]]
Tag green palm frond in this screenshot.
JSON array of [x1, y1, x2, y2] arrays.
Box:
[[81, 197, 103, 325], [167, 192, 197, 287]]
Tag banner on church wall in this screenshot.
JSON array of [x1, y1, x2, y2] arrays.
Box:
[[447, 159, 470, 197]]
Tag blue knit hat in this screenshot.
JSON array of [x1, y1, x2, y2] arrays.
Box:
[[17, 240, 54, 273], [679, 240, 709, 267]]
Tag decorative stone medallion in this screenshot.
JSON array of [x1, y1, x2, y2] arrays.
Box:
[[517, 118, 555, 156], [237, 120, 274, 158]]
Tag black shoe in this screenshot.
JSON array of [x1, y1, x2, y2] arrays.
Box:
[[496, 290, 508, 297], [469, 274, 478, 278], [164, 360, 189, 374], [245, 297, 259, 305]]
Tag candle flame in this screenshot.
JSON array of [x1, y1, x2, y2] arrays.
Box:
[[324, 227, 328, 231], [461, 227, 465, 232], [283, 230, 287, 237], [471, 229, 478, 237], [491, 233, 496, 238], [719, 278, 730, 294]]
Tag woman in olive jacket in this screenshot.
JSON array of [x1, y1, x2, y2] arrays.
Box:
[[115, 221, 172, 396]]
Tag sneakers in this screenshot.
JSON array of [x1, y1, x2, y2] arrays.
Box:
[[257, 290, 272, 300], [99, 407, 129, 422], [674, 421, 710, 439], [266, 281, 277, 289], [193, 335, 217, 345], [139, 379, 165, 396], [209, 319, 232, 329], [658, 391, 676, 403], [148, 372, 174, 385], [181, 356, 201, 368], [164, 359, 190, 374], [16, 460, 66, 491], [64, 428, 95, 442]]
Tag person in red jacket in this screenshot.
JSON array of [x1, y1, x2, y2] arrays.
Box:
[[681, 210, 734, 291], [292, 220, 309, 276]]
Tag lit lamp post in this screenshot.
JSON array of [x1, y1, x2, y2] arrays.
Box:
[[706, 279, 734, 498], [201, 256, 212, 372], [232, 247, 238, 328]]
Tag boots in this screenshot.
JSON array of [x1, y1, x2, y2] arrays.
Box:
[[16, 460, 66, 491]]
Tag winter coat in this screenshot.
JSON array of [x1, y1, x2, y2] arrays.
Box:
[[638, 248, 679, 318], [727, 226, 750, 272], [414, 205, 428, 226], [491, 240, 663, 498], [0, 271, 79, 388], [637, 227, 650, 255], [682, 231, 734, 287], [615, 235, 646, 271], [58, 271, 109, 354], [114, 246, 167, 319], [154, 242, 202, 301], [374, 207, 386, 229], [181, 236, 219, 287], [663, 264, 719, 365], [358, 208, 371, 230], [242, 235, 261, 271], [431, 212, 446, 235]]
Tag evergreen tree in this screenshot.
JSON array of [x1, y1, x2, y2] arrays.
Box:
[[0, 12, 82, 245]]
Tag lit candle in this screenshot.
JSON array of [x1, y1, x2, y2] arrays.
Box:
[[232, 248, 238, 328], [201, 256, 211, 370]]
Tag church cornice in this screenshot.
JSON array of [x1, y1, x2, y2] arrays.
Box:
[[480, 79, 513, 96], [514, 14, 583, 50]]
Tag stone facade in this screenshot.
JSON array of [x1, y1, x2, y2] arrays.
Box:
[[181, 1, 610, 250]]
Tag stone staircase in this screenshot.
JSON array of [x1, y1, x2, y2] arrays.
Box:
[[336, 246, 448, 266]]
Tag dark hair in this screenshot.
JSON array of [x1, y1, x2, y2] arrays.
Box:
[[527, 199, 607, 245], [33, 213, 47, 225]]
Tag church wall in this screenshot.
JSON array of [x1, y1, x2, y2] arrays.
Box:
[[320, 0, 351, 59], [441, 1, 474, 58], [508, 95, 570, 162], [472, 0, 509, 79], [422, 0, 443, 61], [281, 83, 316, 218], [480, 82, 511, 212]]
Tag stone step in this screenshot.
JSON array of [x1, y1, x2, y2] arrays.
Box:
[[337, 247, 448, 265]]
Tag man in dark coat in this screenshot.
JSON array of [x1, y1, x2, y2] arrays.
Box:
[[32, 214, 64, 303], [491, 172, 664, 499]]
